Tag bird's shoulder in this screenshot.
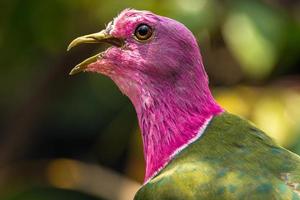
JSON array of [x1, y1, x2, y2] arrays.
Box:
[[135, 158, 300, 200], [134, 112, 300, 200]]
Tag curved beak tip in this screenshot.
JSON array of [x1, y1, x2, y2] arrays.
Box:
[[69, 67, 82, 75], [67, 44, 73, 52], [67, 37, 86, 51]]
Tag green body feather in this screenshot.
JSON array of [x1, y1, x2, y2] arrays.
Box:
[[134, 113, 300, 200]]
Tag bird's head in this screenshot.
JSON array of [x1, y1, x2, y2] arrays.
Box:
[[68, 10, 223, 180], [68, 9, 210, 108]]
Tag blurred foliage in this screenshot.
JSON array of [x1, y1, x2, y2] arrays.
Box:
[[0, 0, 300, 199]]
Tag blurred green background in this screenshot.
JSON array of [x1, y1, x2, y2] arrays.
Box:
[[1, 0, 300, 199]]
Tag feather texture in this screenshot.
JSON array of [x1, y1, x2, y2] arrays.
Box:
[[68, 9, 300, 199], [134, 113, 300, 199]]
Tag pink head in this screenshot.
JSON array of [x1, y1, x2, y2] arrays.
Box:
[[68, 9, 223, 182]]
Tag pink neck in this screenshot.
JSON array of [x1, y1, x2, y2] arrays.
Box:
[[131, 77, 223, 183]]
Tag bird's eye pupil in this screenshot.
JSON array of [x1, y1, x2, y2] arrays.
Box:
[[138, 25, 148, 36], [134, 24, 153, 41]]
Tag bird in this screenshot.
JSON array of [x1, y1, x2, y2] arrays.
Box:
[[68, 9, 300, 200]]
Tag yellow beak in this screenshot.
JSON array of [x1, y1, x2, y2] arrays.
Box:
[[67, 30, 124, 75]]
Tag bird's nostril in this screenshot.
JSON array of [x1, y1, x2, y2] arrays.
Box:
[[106, 20, 114, 34]]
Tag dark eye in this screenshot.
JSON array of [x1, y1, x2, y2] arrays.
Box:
[[134, 24, 153, 41]]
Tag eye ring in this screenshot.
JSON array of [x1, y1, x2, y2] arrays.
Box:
[[134, 24, 153, 41]]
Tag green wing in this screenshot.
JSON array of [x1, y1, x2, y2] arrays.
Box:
[[134, 113, 300, 200]]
